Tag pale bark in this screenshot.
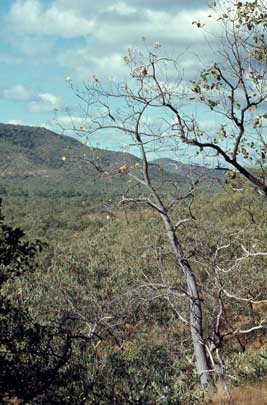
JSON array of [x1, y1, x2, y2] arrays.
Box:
[[160, 212, 211, 389]]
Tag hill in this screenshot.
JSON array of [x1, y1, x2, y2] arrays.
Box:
[[0, 123, 141, 200], [0, 123, 225, 200], [152, 157, 226, 181]]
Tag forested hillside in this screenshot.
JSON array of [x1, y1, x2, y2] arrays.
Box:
[[0, 124, 224, 201], [0, 123, 140, 200], [1, 124, 267, 404]]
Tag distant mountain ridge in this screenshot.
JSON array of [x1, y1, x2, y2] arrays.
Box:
[[152, 158, 226, 179], [0, 123, 224, 199]]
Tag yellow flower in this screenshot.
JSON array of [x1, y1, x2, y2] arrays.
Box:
[[154, 41, 161, 48], [61, 156, 66, 161], [119, 164, 129, 174], [135, 163, 142, 169], [65, 75, 72, 81]]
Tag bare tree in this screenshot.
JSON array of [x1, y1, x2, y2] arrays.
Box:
[[63, 1, 267, 194], [58, 0, 267, 391], [62, 51, 216, 388], [110, 1, 267, 194]]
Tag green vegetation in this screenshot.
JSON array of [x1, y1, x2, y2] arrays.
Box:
[[0, 123, 138, 200], [0, 200, 74, 403], [2, 0, 267, 400], [0, 123, 224, 202], [1, 177, 267, 403]]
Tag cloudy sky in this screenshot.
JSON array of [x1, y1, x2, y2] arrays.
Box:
[[0, 0, 218, 152]]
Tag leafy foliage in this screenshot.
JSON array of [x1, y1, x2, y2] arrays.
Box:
[[2, 183, 267, 402], [0, 200, 75, 404]]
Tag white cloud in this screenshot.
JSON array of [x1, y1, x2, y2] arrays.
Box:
[[0, 84, 61, 113], [54, 2, 219, 80], [88, 7, 218, 45], [57, 48, 130, 80], [0, 84, 32, 102], [4, 0, 221, 81], [9, 0, 96, 38], [54, 115, 87, 128], [29, 93, 61, 113], [107, 2, 136, 16], [7, 119, 27, 125]]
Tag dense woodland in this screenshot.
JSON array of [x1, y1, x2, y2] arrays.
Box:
[[1, 125, 267, 404]]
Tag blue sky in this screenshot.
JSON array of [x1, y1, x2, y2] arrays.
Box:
[[0, 0, 220, 159]]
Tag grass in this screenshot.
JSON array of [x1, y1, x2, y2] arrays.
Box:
[[211, 379, 267, 404]]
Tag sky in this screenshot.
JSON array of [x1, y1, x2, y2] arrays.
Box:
[[0, 0, 220, 157]]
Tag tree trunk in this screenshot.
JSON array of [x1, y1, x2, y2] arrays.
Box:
[[186, 261, 211, 389], [161, 213, 211, 389]]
